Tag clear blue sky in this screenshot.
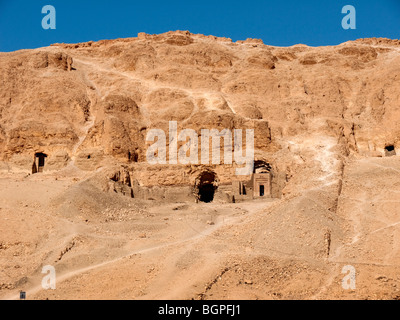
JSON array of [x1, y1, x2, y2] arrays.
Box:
[[0, 0, 399, 52]]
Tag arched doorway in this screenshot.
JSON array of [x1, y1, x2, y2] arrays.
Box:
[[194, 170, 218, 203]]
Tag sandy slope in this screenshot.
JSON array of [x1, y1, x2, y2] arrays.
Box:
[[0, 153, 399, 300]]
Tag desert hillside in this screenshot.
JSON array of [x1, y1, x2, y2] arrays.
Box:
[[0, 31, 399, 299]]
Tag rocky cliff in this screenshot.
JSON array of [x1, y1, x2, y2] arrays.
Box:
[[1, 31, 400, 186]]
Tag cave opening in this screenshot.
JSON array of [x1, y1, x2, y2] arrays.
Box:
[[195, 171, 217, 203], [385, 145, 396, 157], [199, 183, 215, 203], [253, 160, 271, 173]]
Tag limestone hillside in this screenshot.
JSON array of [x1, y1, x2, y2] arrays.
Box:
[[1, 32, 399, 179]]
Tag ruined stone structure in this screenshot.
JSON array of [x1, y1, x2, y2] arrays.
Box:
[[107, 161, 281, 204], [231, 160, 274, 202]]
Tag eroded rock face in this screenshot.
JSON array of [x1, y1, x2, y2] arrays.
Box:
[[0, 32, 399, 187], [1, 32, 400, 300]]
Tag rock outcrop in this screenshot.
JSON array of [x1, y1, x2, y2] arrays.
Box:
[[0, 31, 399, 188]]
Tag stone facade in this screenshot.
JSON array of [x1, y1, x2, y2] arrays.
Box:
[[252, 172, 271, 197], [232, 172, 272, 202]]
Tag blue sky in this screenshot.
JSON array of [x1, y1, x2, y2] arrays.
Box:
[[0, 0, 399, 52]]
